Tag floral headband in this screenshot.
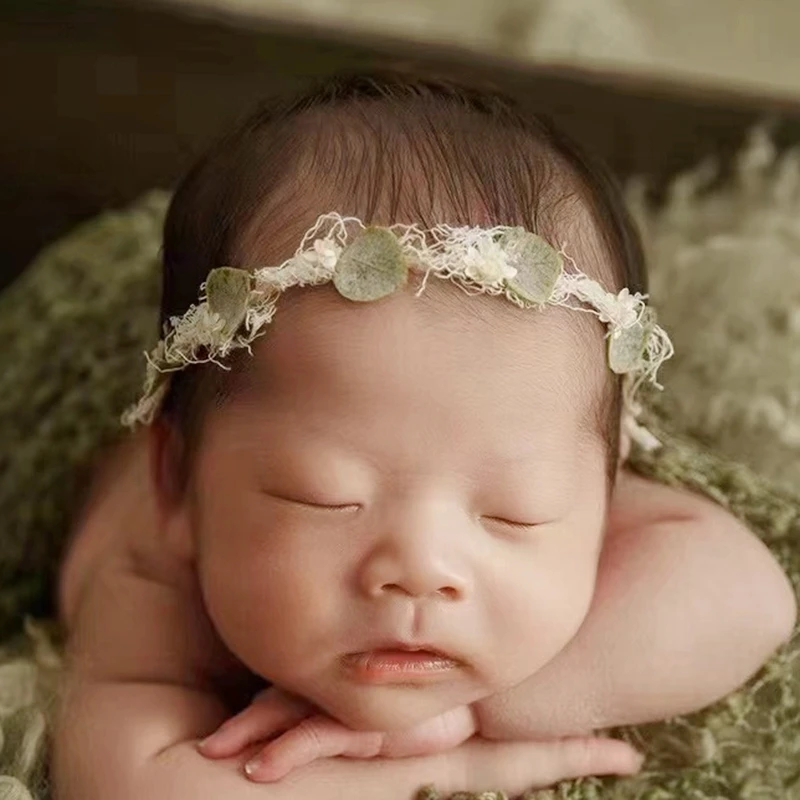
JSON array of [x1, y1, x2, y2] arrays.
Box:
[[123, 213, 674, 452]]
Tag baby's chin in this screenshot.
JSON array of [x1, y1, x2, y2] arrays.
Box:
[[313, 681, 485, 732]]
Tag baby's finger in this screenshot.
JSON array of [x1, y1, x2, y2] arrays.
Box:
[[439, 735, 643, 797], [244, 714, 384, 782], [458, 735, 643, 793], [197, 696, 311, 759], [555, 735, 644, 779], [380, 705, 477, 757]]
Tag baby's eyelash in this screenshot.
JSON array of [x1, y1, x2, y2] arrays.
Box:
[[305, 501, 361, 512], [270, 492, 361, 512], [482, 516, 539, 529]]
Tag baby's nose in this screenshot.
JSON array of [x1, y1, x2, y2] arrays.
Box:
[[358, 530, 471, 601], [378, 578, 464, 601], [356, 497, 474, 601]]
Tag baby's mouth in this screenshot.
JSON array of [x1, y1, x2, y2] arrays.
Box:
[[341, 643, 463, 683]]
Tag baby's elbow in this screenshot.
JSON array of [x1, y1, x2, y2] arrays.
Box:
[[734, 526, 797, 660], [763, 566, 797, 650], [689, 508, 797, 683]]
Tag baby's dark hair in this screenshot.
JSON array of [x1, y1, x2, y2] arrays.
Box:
[[160, 70, 647, 488]]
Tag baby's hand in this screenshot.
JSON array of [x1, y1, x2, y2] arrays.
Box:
[[196, 686, 478, 782]]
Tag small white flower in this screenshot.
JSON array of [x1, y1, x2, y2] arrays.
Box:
[[170, 304, 226, 355], [307, 238, 342, 270], [581, 282, 641, 327], [463, 238, 517, 285], [611, 288, 641, 328]]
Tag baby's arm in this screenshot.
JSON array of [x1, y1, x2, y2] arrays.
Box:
[[52, 554, 637, 799], [55, 544, 470, 800], [54, 677, 636, 800], [475, 469, 798, 740]]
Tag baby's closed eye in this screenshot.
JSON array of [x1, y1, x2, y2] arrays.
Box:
[[261, 489, 362, 512], [481, 515, 543, 529], [259, 483, 562, 528]]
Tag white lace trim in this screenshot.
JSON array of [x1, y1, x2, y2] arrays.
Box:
[[122, 212, 674, 452]]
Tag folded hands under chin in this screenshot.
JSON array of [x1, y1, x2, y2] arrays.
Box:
[[195, 685, 642, 785]]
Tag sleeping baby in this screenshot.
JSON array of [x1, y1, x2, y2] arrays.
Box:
[[52, 72, 797, 800]]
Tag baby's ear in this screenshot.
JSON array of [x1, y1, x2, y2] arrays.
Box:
[[148, 420, 196, 563]]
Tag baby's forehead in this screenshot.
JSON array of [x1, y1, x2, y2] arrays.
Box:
[[240, 280, 608, 444]]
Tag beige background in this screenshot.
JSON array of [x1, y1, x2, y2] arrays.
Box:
[[3, 0, 800, 289], [152, 0, 800, 102]]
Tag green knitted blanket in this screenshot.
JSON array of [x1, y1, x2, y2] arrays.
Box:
[[2, 133, 800, 799]]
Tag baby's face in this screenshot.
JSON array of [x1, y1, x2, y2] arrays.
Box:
[[178, 284, 611, 731]]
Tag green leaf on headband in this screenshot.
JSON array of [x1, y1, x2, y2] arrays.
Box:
[[206, 267, 252, 335], [333, 227, 408, 302], [502, 229, 563, 304], [609, 307, 655, 373]]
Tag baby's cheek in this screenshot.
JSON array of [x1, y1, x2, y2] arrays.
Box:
[[196, 529, 342, 677], [490, 556, 598, 683], [546, 547, 601, 634]]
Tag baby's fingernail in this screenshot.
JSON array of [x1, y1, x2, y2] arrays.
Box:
[[197, 737, 212, 751], [244, 757, 263, 778]]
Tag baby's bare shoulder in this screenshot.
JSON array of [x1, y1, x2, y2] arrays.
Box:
[[608, 467, 733, 533], [65, 542, 240, 693], [606, 468, 796, 646], [60, 432, 166, 629], [61, 435, 248, 697]]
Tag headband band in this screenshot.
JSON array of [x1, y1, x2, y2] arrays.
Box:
[[123, 213, 673, 451]]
